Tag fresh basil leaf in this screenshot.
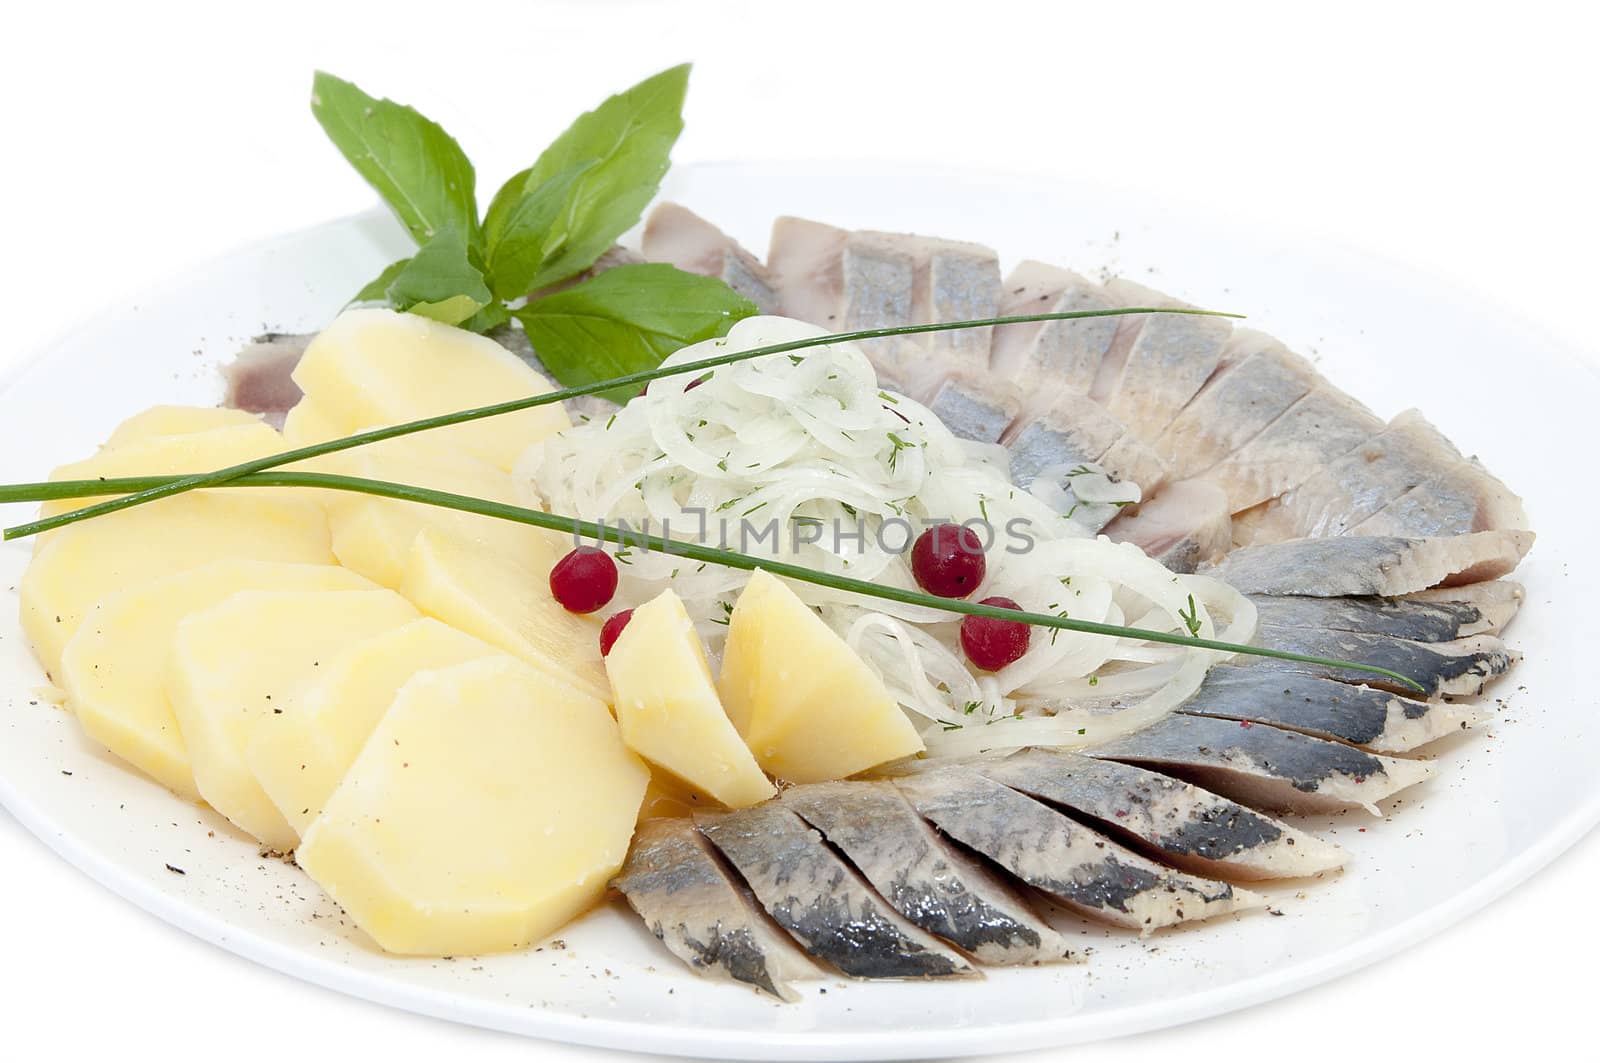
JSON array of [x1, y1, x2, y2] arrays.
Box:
[[386, 226, 493, 327], [460, 301, 512, 333], [350, 257, 412, 304], [513, 64, 689, 291], [513, 262, 758, 403], [311, 71, 480, 248], [482, 161, 596, 301]]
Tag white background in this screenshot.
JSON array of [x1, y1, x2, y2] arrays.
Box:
[[0, 1, 1592, 1059]]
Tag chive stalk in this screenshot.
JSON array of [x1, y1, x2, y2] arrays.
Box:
[[0, 471, 1425, 693], [4, 308, 1236, 540]]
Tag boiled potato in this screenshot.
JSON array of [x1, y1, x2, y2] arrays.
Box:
[[165, 588, 419, 850], [248, 618, 501, 833], [20, 492, 335, 679], [280, 398, 347, 451], [321, 438, 564, 589], [717, 571, 924, 783], [606, 589, 774, 808], [297, 655, 648, 956], [58, 561, 371, 800], [290, 308, 570, 472], [39, 421, 288, 519], [102, 405, 262, 448], [399, 528, 608, 702]]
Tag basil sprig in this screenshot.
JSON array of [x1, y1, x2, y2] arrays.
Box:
[[310, 64, 756, 388]]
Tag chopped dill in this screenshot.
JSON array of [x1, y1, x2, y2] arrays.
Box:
[[1179, 593, 1202, 637]]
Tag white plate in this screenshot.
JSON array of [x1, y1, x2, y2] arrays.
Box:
[[0, 163, 1590, 1060]]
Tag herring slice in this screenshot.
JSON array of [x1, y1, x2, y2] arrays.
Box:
[[1090, 713, 1434, 815], [1178, 666, 1488, 753], [1247, 593, 1501, 642], [1236, 625, 1517, 699], [1103, 480, 1232, 573], [1204, 531, 1535, 597], [1094, 278, 1231, 442], [1406, 580, 1524, 635], [990, 261, 1120, 406], [894, 766, 1264, 932], [1156, 333, 1317, 478], [641, 203, 781, 313], [615, 817, 819, 1000], [697, 804, 975, 979], [1200, 385, 1384, 513], [976, 749, 1346, 880], [780, 780, 1069, 966]]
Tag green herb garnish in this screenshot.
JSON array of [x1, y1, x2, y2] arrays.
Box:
[[313, 64, 757, 398]]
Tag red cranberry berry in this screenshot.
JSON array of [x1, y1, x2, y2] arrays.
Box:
[[960, 596, 1031, 671], [910, 523, 987, 599], [599, 609, 635, 657], [549, 547, 619, 614]]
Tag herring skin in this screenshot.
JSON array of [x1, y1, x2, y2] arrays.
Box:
[[780, 780, 1068, 966], [614, 817, 817, 1000], [696, 804, 975, 980]]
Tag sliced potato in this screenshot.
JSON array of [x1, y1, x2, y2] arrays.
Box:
[[322, 438, 564, 589], [59, 561, 371, 800], [165, 588, 419, 850], [718, 570, 924, 783], [20, 492, 335, 679], [248, 618, 501, 833], [297, 656, 648, 956], [607, 590, 774, 808], [39, 422, 288, 519], [290, 308, 570, 472], [398, 528, 607, 702], [102, 405, 262, 448]]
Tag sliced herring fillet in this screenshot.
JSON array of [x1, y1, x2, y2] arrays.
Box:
[[1406, 580, 1524, 635], [221, 333, 312, 427], [841, 230, 1001, 396], [1003, 392, 1125, 488], [1157, 337, 1320, 478], [1178, 666, 1489, 753], [780, 781, 1068, 966], [641, 203, 781, 312], [1203, 531, 1535, 596], [1091, 278, 1231, 442], [767, 216, 848, 327], [893, 766, 1263, 932], [926, 371, 1024, 444], [696, 805, 975, 979], [1349, 455, 1529, 538], [1095, 432, 1171, 496], [1089, 713, 1434, 815], [614, 817, 819, 1000], [1248, 593, 1501, 642], [1201, 385, 1384, 513], [990, 261, 1121, 407], [1103, 479, 1232, 573], [1253, 410, 1528, 541], [976, 749, 1345, 881], [1237, 625, 1516, 699]]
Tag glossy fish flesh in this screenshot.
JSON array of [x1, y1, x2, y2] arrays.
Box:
[[1157, 332, 1317, 477], [1205, 531, 1535, 597], [1248, 593, 1500, 642], [1237, 625, 1516, 698], [1090, 713, 1435, 815], [1177, 665, 1488, 752], [780, 780, 1068, 966], [641, 203, 782, 313], [696, 805, 976, 979], [975, 749, 1346, 880], [893, 766, 1265, 931], [614, 817, 819, 1000]]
